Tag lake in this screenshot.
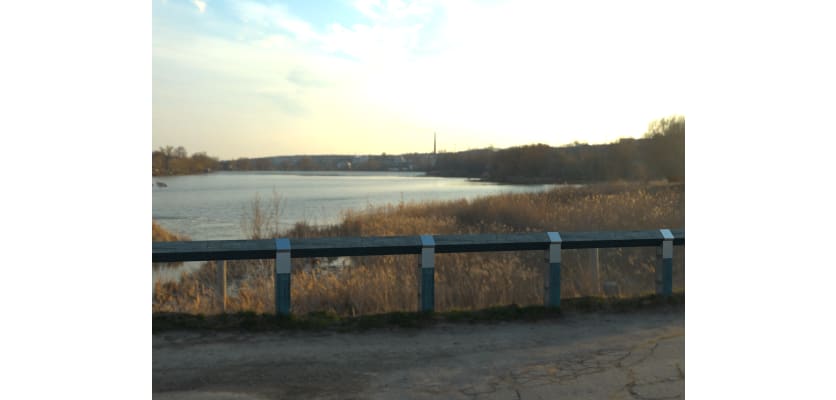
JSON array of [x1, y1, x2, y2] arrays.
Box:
[[153, 171, 560, 241]]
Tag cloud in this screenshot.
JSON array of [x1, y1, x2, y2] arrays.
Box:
[[192, 0, 206, 13], [354, 0, 436, 21], [260, 90, 307, 116], [287, 68, 330, 88], [230, 0, 438, 63], [235, 2, 319, 42]]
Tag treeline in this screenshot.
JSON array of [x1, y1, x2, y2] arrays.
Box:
[[431, 116, 684, 183], [152, 146, 220, 176], [220, 153, 431, 172]]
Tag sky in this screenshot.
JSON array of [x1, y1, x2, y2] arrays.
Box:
[[153, 0, 685, 159]]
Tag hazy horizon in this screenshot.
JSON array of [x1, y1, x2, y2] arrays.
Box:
[[153, 0, 685, 160], [157, 134, 664, 161]]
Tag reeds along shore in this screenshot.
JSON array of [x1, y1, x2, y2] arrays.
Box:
[[153, 181, 685, 316]]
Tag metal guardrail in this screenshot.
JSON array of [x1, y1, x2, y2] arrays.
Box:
[[153, 229, 684, 315]]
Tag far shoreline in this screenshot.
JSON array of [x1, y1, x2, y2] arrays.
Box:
[[153, 169, 635, 186]]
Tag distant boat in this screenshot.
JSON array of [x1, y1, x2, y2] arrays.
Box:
[[156, 181, 168, 188]]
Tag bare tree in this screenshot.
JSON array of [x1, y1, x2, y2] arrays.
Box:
[[240, 190, 285, 240]]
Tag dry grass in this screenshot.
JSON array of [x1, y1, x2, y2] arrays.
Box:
[[152, 220, 190, 272], [152, 182, 685, 316], [152, 221, 189, 242]]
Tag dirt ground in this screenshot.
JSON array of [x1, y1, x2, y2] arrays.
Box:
[[153, 309, 684, 399]]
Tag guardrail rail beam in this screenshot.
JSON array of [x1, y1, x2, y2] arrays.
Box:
[[152, 229, 685, 317]]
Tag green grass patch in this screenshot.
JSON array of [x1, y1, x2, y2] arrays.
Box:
[[153, 292, 683, 333]]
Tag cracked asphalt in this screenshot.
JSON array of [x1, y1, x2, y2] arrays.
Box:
[[153, 310, 684, 399]]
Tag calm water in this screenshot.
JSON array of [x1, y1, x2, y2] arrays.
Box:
[[153, 171, 558, 241]]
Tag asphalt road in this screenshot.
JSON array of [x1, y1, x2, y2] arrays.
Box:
[[153, 310, 684, 399]]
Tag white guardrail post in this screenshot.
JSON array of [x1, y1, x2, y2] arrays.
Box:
[[546, 232, 562, 307], [419, 235, 435, 312], [275, 238, 292, 315], [656, 229, 674, 297]]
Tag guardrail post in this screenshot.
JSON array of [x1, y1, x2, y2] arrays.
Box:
[[589, 248, 600, 296], [657, 229, 674, 297], [545, 232, 562, 307], [275, 238, 292, 316], [216, 260, 227, 313], [418, 235, 435, 312]]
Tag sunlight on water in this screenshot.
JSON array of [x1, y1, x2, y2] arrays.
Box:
[[152, 171, 558, 241]]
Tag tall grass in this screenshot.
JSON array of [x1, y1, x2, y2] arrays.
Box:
[[152, 221, 190, 272], [152, 221, 189, 242], [152, 182, 684, 316]]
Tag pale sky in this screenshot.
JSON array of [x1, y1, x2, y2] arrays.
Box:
[[153, 0, 685, 159]]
